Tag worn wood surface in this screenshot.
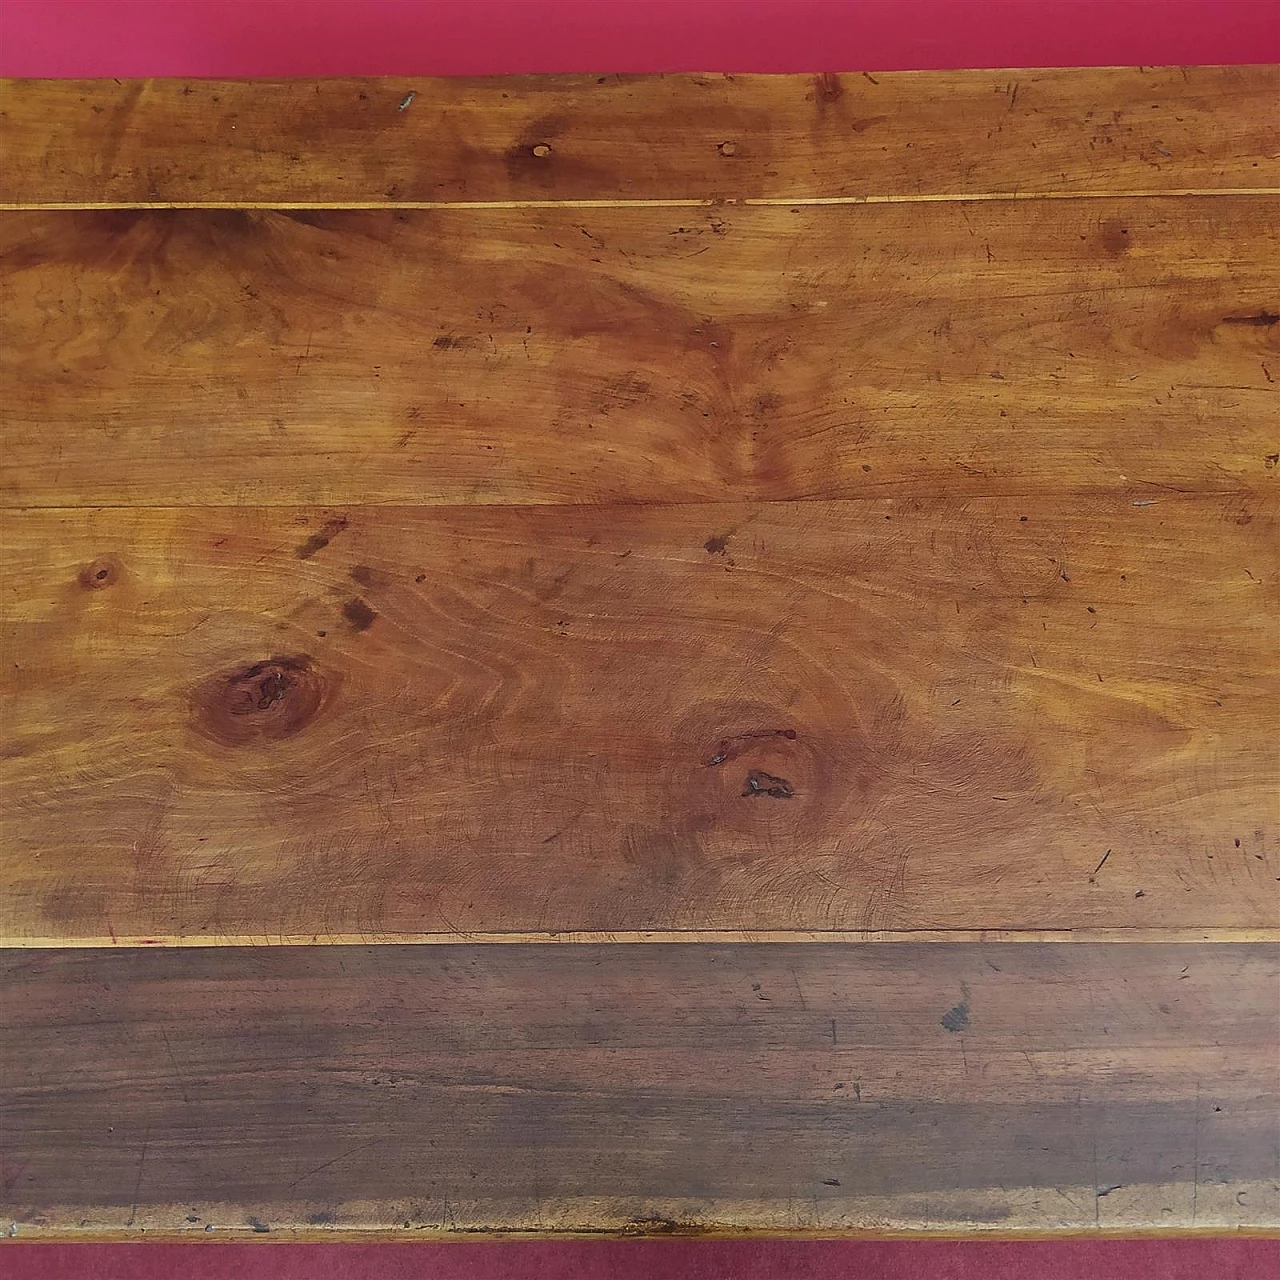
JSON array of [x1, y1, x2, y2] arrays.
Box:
[[2, 943, 1275, 1238], [2, 69, 1278, 208], [2, 199, 1277, 508], [1, 70, 1278, 1238], [3, 497, 1276, 943]]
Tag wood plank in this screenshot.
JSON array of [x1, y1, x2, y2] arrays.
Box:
[[2, 69, 1277, 208], [2, 199, 1277, 509], [2, 497, 1275, 944], [2, 943, 1275, 1236]]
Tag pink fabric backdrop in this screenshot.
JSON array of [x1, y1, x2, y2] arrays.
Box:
[[5, 1239, 1279, 1278], [1, 0, 1278, 77]]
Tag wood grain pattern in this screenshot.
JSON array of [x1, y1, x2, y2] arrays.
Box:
[[2, 943, 1275, 1237], [2, 497, 1275, 943], [2, 199, 1277, 508], [2, 69, 1277, 208], [1, 69, 1277, 1240]]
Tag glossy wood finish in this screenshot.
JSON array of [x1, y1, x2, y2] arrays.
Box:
[[3, 497, 1276, 944], [0, 70, 1277, 1238], [2, 200, 1277, 509], [2, 68, 1277, 208], [3, 943, 1276, 1237]]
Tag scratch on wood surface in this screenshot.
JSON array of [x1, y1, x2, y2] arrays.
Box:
[[125, 1129, 149, 1229], [789, 967, 809, 1011], [286, 1139, 383, 1191], [1192, 1082, 1201, 1225], [159, 1028, 191, 1105]]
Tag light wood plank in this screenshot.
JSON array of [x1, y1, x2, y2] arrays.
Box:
[[2, 943, 1275, 1236], [2, 199, 1277, 509], [2, 69, 1277, 208], [2, 498, 1275, 944]]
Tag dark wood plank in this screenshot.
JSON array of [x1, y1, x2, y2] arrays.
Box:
[[2, 200, 1277, 508], [2, 943, 1275, 1236], [2, 69, 1277, 208], [3, 497, 1275, 943]]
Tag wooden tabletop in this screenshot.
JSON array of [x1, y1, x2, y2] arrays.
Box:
[[0, 68, 1277, 1239]]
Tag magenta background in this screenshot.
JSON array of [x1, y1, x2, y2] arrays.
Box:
[[2, 1, 1277, 1276], [4, 1240, 1278, 1279], [1, 0, 1278, 76]]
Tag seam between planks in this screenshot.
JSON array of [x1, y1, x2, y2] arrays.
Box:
[[1, 488, 1267, 513], [6, 929, 1279, 948], [2, 189, 1278, 212]]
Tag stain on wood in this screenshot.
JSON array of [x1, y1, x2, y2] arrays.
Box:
[[0, 944, 1275, 1236]]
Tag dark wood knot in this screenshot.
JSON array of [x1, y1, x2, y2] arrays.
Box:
[[79, 557, 120, 589], [192, 655, 329, 747]]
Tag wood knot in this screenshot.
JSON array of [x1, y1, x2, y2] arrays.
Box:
[[79, 557, 120, 589], [742, 769, 794, 799], [192, 656, 330, 746]]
